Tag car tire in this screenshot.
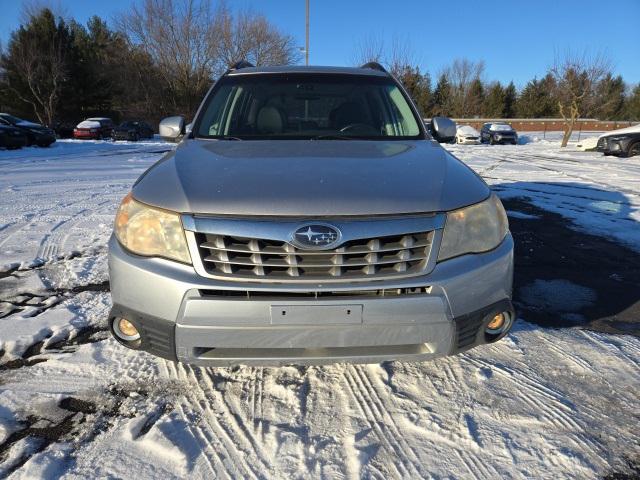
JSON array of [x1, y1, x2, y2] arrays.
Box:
[[489, 136, 495, 145], [625, 142, 640, 158], [133, 133, 140, 142]]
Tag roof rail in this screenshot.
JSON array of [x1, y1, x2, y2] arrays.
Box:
[[227, 60, 255, 72], [360, 62, 387, 73]]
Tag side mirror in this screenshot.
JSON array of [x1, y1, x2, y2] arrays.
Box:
[[185, 122, 193, 135], [430, 116, 457, 143], [159, 116, 185, 140]]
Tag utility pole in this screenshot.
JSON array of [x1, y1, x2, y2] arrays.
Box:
[[305, 0, 309, 65]]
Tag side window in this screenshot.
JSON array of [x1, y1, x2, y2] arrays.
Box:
[[198, 85, 234, 136], [386, 86, 419, 136]]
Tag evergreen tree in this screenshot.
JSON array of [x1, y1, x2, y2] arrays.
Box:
[[503, 81, 517, 118], [626, 84, 640, 121], [516, 75, 558, 118], [467, 78, 485, 117], [594, 74, 625, 120], [395, 66, 432, 117], [432, 73, 452, 116], [483, 82, 505, 117], [1, 9, 76, 125]]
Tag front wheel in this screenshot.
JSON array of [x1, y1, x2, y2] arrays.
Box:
[[489, 136, 495, 145], [626, 142, 640, 158]]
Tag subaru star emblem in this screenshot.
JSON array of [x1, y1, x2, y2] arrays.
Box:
[[291, 223, 342, 250]]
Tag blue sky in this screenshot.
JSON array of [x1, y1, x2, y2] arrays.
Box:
[[1, 0, 639, 87]]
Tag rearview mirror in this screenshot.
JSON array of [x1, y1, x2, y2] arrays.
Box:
[[430, 117, 457, 143], [159, 116, 185, 140]]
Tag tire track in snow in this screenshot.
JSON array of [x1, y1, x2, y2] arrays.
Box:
[[354, 365, 428, 474], [342, 366, 422, 478], [163, 361, 227, 479], [464, 357, 584, 433], [168, 363, 275, 479], [199, 368, 275, 474]]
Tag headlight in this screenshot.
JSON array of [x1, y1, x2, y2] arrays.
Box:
[[114, 193, 191, 264], [437, 194, 508, 262]]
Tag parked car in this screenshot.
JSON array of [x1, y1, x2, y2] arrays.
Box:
[[596, 124, 640, 155], [0, 124, 28, 149], [73, 117, 114, 139], [109, 62, 514, 367], [480, 122, 518, 145], [598, 131, 640, 158], [52, 121, 75, 139], [112, 121, 155, 141], [455, 125, 481, 145], [0, 113, 56, 147]]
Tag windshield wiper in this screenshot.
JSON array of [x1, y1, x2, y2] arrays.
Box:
[[217, 135, 243, 141], [311, 134, 359, 140]]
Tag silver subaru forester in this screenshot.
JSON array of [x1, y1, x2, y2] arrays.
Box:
[[108, 62, 514, 366]]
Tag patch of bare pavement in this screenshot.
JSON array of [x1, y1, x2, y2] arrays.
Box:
[[504, 197, 640, 337]]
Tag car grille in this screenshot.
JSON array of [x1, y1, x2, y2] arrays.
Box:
[[196, 231, 434, 281]]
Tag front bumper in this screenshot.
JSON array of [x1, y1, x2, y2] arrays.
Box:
[[112, 132, 137, 141], [457, 137, 480, 145], [108, 234, 514, 366], [32, 133, 56, 146], [603, 138, 633, 157], [493, 135, 517, 144]]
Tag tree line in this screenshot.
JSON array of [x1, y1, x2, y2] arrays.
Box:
[[391, 59, 639, 123], [0, 0, 300, 128], [1, 2, 639, 135]]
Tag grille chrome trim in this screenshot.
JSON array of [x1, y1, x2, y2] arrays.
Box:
[[184, 214, 445, 283]]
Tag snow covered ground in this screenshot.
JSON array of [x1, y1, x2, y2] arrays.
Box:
[[0, 136, 639, 479]]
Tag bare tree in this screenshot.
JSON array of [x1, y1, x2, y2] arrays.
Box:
[[20, 0, 68, 23], [351, 33, 384, 66], [351, 33, 417, 76], [5, 9, 68, 125], [117, 0, 219, 115], [550, 50, 611, 147], [441, 58, 485, 117], [118, 0, 299, 116], [214, 7, 300, 73]]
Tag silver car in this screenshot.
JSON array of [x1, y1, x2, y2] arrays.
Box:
[[108, 62, 514, 366]]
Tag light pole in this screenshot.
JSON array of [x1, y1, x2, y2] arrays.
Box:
[[305, 0, 309, 65]]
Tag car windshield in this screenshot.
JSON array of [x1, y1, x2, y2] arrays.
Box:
[[489, 124, 513, 132], [195, 73, 423, 140], [120, 121, 138, 128], [0, 114, 23, 124]]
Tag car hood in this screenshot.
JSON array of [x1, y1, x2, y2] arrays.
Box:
[[600, 124, 640, 138], [16, 120, 42, 128], [132, 139, 490, 216]]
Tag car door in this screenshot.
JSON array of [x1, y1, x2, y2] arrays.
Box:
[[481, 124, 489, 142]]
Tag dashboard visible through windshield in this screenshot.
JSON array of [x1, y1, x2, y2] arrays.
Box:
[[195, 73, 424, 140]]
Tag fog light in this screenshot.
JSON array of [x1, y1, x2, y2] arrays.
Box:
[[487, 313, 506, 331], [485, 311, 513, 338], [113, 317, 140, 341]]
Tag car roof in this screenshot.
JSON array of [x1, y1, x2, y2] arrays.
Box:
[[87, 117, 111, 121], [226, 65, 389, 78]]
